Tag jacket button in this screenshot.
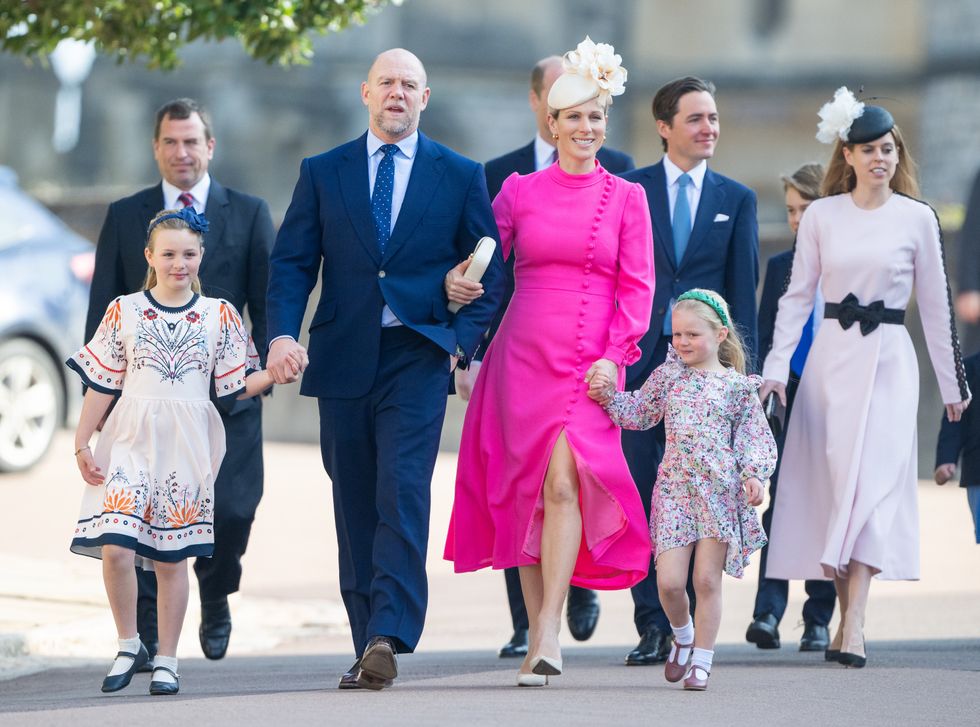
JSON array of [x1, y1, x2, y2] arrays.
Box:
[[378, 270, 386, 278]]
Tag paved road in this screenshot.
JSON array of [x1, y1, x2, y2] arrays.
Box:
[[2, 641, 978, 726]]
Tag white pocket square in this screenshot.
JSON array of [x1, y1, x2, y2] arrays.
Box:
[[713, 213, 730, 222]]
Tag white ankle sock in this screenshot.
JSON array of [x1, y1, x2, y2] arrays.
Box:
[[153, 655, 179, 684], [669, 619, 695, 664], [691, 647, 714, 672], [108, 635, 141, 677]]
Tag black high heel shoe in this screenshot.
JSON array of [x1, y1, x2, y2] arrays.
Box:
[[824, 648, 840, 662], [101, 642, 149, 693], [838, 638, 867, 668]]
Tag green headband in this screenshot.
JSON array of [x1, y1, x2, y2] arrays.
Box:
[[676, 290, 730, 328]]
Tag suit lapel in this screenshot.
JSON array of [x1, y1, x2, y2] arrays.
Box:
[[338, 133, 381, 265], [516, 141, 536, 175], [383, 133, 444, 262], [647, 162, 676, 270], [200, 181, 229, 280], [682, 168, 724, 268]]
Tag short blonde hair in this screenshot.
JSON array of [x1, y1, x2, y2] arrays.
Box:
[[674, 288, 747, 374]]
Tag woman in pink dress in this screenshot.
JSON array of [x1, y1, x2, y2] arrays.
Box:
[[444, 37, 654, 685], [760, 89, 971, 668]]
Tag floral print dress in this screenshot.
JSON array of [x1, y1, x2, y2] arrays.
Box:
[[604, 346, 776, 577], [67, 291, 258, 568]]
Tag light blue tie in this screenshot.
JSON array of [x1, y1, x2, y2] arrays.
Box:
[[663, 173, 694, 335], [372, 144, 398, 254]]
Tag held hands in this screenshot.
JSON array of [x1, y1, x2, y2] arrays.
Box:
[[945, 398, 971, 423], [759, 379, 787, 408], [268, 338, 308, 385], [445, 258, 484, 306], [585, 358, 618, 405], [744, 477, 765, 506], [934, 463, 956, 485], [75, 447, 104, 486]]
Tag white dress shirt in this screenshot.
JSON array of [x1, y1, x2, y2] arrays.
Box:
[[367, 129, 419, 327], [162, 174, 211, 214], [663, 156, 707, 224], [533, 134, 558, 172]]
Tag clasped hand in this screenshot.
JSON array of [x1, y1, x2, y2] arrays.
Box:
[[585, 358, 618, 405], [268, 338, 309, 384]]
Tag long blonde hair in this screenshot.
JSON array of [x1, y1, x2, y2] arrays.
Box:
[[821, 123, 920, 198], [142, 209, 203, 293], [674, 289, 747, 374]]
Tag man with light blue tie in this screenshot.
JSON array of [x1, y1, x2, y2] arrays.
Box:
[[746, 163, 835, 653], [620, 76, 760, 666], [265, 48, 503, 690]]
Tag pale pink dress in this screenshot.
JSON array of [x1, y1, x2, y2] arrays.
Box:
[[762, 193, 969, 580], [444, 161, 655, 589]]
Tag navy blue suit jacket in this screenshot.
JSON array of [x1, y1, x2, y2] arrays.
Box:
[[267, 131, 504, 399], [757, 249, 793, 374], [477, 142, 635, 357], [936, 351, 980, 487], [621, 160, 759, 382], [86, 180, 275, 416]]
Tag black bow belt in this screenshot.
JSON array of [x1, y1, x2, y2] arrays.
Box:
[[823, 293, 905, 336]]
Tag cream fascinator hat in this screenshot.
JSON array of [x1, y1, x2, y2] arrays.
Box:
[[816, 86, 895, 145], [547, 36, 627, 111]]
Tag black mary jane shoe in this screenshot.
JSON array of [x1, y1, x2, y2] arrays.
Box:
[[148, 665, 180, 695], [101, 643, 149, 693]]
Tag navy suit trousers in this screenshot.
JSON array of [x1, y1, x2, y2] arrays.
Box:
[[317, 326, 450, 656]]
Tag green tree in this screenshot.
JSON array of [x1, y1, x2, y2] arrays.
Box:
[[0, 0, 402, 70]]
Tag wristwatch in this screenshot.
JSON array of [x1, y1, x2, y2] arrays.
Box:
[[454, 343, 468, 370]]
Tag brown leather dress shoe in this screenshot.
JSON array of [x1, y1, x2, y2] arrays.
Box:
[[664, 640, 692, 683], [356, 636, 398, 690], [683, 664, 710, 691], [339, 658, 393, 690]]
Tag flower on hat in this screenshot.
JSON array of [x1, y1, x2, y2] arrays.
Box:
[[816, 86, 866, 144], [563, 36, 627, 105]]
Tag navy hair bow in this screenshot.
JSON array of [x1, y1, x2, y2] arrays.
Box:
[[147, 206, 210, 239]]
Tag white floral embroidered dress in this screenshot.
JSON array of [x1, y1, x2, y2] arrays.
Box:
[[67, 291, 257, 568]]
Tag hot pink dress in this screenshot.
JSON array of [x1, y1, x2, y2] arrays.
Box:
[[444, 161, 655, 589]]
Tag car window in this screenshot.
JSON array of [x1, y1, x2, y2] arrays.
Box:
[[0, 188, 67, 249]]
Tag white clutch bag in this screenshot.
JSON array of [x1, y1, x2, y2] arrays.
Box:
[[448, 236, 497, 313]]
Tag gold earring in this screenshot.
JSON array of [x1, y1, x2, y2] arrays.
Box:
[[552, 134, 559, 140]]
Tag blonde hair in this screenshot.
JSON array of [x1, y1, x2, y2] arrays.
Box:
[[780, 162, 824, 201], [821, 123, 920, 198], [673, 288, 747, 374], [142, 209, 203, 293]]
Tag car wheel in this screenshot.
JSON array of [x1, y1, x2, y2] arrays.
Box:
[[0, 338, 64, 472]]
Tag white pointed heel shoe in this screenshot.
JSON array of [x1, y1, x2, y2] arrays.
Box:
[[529, 655, 563, 676], [516, 671, 548, 687]]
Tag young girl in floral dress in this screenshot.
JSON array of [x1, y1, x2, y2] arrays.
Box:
[[590, 289, 776, 691], [67, 208, 296, 695]]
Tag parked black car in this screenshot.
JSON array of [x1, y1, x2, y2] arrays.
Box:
[[0, 167, 94, 472]]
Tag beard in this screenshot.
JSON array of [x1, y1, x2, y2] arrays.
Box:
[[374, 110, 415, 139]]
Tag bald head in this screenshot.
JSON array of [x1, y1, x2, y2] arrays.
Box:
[[362, 48, 430, 143]]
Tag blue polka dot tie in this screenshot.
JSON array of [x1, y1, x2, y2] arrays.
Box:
[[372, 144, 399, 254]]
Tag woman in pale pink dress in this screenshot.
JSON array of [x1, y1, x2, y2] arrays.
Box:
[[444, 37, 654, 685], [760, 89, 970, 668]]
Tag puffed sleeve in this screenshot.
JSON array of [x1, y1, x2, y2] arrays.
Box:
[[913, 204, 970, 403], [213, 300, 259, 401], [732, 374, 777, 483], [761, 200, 823, 384], [66, 296, 127, 394], [604, 345, 684, 430], [491, 172, 520, 261], [603, 183, 655, 367]]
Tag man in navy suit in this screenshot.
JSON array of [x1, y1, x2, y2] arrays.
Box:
[[619, 76, 759, 665], [266, 48, 504, 691], [456, 55, 635, 659], [85, 98, 275, 665]]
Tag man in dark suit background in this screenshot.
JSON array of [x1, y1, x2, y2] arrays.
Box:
[[85, 98, 275, 665], [265, 48, 503, 691], [619, 76, 759, 665], [449, 54, 635, 659]]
